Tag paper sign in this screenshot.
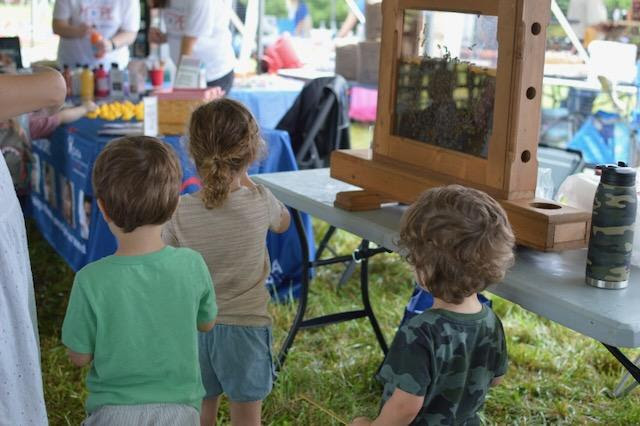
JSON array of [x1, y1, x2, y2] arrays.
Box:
[[143, 96, 158, 137], [174, 56, 203, 89]]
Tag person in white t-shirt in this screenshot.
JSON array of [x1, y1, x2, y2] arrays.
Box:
[[149, 0, 236, 94], [52, 0, 141, 69], [0, 67, 66, 426]]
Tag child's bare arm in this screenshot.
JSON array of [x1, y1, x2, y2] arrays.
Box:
[[491, 376, 504, 386], [67, 349, 93, 367], [197, 320, 215, 333], [270, 203, 291, 234], [350, 388, 423, 426], [56, 101, 98, 124], [262, 182, 291, 234]]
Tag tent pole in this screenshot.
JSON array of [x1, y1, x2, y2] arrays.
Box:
[[256, 0, 264, 74], [550, 0, 590, 64]]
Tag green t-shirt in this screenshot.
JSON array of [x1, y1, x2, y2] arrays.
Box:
[[61, 246, 217, 414], [378, 306, 507, 425]]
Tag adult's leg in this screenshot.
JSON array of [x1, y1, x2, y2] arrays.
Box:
[[229, 400, 261, 426], [200, 396, 221, 426]]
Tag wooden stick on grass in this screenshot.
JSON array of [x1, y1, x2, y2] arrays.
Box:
[[297, 394, 348, 425]]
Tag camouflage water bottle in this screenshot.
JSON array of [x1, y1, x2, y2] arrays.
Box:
[[586, 163, 637, 289]]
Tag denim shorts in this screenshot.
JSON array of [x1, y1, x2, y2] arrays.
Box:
[[199, 324, 275, 402]]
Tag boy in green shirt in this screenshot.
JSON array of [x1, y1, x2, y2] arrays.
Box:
[[62, 136, 217, 425], [351, 185, 515, 426]]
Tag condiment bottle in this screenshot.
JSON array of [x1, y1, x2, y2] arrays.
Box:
[[95, 64, 109, 98], [109, 62, 124, 99], [80, 65, 94, 101]]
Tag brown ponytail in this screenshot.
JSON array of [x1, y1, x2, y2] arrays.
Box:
[[188, 98, 264, 209]]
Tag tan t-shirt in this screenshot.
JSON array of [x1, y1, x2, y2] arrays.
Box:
[[163, 184, 284, 326]]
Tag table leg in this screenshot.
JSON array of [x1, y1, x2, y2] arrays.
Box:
[[277, 209, 311, 368], [602, 344, 640, 397], [359, 240, 389, 355], [276, 210, 389, 370], [316, 225, 337, 260]]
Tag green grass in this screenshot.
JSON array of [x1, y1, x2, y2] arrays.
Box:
[[30, 123, 640, 424], [29, 216, 640, 426]]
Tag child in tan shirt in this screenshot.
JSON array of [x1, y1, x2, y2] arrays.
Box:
[[163, 98, 290, 426]]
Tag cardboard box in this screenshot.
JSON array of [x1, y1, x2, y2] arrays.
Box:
[[357, 40, 381, 86], [335, 43, 359, 81], [155, 87, 221, 135], [365, 0, 383, 41]]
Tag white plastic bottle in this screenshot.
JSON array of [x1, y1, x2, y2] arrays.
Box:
[[71, 63, 82, 97], [109, 62, 124, 99]]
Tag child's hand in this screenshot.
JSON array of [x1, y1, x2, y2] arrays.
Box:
[[83, 100, 98, 113], [349, 417, 372, 426]]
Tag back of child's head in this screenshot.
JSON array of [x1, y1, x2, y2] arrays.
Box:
[[92, 136, 182, 233], [399, 185, 515, 304], [188, 98, 264, 209]]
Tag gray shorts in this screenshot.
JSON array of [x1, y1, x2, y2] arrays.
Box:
[[82, 404, 198, 426], [199, 324, 276, 402]]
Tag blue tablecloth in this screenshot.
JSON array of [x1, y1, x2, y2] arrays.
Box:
[[228, 81, 302, 129], [30, 117, 313, 299]]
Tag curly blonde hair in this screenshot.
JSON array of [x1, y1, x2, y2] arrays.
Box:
[[398, 185, 515, 304], [188, 98, 264, 209]]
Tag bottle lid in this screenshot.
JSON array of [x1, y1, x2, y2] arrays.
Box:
[[598, 162, 637, 186]]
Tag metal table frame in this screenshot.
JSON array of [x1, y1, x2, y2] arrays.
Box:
[[277, 212, 389, 367], [256, 170, 640, 395]]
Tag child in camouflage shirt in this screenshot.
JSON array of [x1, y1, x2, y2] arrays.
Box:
[[351, 185, 515, 426]]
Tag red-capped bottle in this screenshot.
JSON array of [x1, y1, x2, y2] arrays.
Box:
[[95, 64, 109, 98]]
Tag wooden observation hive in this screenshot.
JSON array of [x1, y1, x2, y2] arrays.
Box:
[[330, 0, 591, 251]]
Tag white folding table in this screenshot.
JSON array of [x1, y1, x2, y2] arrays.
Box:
[[253, 169, 640, 393]]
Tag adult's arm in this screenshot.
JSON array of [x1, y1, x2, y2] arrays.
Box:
[[95, 30, 140, 57], [179, 0, 217, 58], [52, 19, 90, 38], [180, 36, 198, 57], [0, 68, 66, 121], [95, 0, 141, 57], [52, 0, 90, 39]]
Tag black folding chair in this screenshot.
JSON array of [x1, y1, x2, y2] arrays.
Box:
[[277, 75, 359, 286], [277, 75, 350, 169]]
